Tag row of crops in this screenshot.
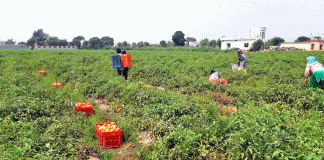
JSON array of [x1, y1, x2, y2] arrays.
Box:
[[0, 49, 324, 159]]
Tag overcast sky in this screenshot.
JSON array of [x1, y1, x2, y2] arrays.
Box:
[[0, 0, 323, 44]]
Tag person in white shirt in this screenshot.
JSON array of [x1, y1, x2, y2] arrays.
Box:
[[209, 70, 228, 85]]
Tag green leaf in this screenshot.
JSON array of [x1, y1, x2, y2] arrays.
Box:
[[272, 150, 280, 158]]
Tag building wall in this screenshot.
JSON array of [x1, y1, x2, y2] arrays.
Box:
[[280, 42, 310, 51], [28, 46, 77, 50], [188, 42, 198, 48], [0, 45, 29, 50], [221, 40, 256, 50], [310, 41, 324, 51]]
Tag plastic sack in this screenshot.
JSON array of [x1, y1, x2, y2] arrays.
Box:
[[232, 64, 239, 72]]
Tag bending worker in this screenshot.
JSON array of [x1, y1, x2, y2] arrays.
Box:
[[237, 49, 247, 73], [209, 69, 228, 85], [304, 56, 324, 89]]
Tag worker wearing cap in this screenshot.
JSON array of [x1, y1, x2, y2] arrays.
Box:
[[304, 56, 324, 89]]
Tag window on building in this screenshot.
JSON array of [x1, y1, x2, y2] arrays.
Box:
[[227, 43, 231, 48], [320, 44, 323, 50], [311, 44, 315, 50], [244, 43, 249, 47]]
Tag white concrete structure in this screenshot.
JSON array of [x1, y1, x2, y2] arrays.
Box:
[[220, 27, 266, 51], [188, 41, 199, 47], [28, 46, 77, 50], [311, 33, 324, 41]]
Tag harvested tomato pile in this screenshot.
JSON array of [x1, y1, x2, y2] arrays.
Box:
[[75, 102, 94, 116], [97, 122, 122, 133], [141, 84, 154, 89], [38, 70, 47, 76], [95, 122, 123, 148], [51, 82, 63, 88], [219, 106, 241, 117]]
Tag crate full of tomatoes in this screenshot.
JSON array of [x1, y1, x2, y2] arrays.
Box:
[[75, 102, 94, 117], [95, 122, 123, 148]]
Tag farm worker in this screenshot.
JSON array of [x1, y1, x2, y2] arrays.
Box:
[[116, 48, 123, 76], [237, 49, 247, 73], [209, 69, 228, 85], [121, 50, 129, 80], [304, 56, 324, 89]]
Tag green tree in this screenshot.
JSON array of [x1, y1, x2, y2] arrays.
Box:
[[209, 39, 217, 48], [5, 39, 16, 45], [68, 42, 74, 46], [144, 42, 150, 47], [89, 37, 102, 49], [216, 38, 221, 48], [160, 40, 167, 47], [267, 37, 285, 46], [46, 37, 59, 46], [122, 41, 128, 47], [200, 38, 209, 46], [117, 42, 123, 48], [172, 31, 186, 46], [101, 36, 114, 46], [131, 42, 137, 48], [250, 39, 264, 51], [72, 36, 85, 49], [26, 37, 36, 47], [32, 29, 49, 45], [167, 41, 174, 47], [58, 39, 68, 46], [82, 41, 89, 49], [137, 41, 144, 47], [295, 36, 310, 42]]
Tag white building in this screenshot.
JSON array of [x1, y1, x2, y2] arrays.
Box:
[[311, 33, 324, 41], [220, 27, 266, 50], [188, 41, 199, 47]]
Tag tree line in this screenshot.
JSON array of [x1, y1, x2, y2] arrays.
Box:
[[3, 29, 311, 51]]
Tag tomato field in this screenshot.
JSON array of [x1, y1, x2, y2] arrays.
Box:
[[1, 49, 324, 159]]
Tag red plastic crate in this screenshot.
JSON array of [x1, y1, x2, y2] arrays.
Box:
[[95, 123, 123, 148], [75, 103, 94, 117], [99, 129, 123, 148]]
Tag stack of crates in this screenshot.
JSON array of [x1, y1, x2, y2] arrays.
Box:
[[95, 122, 123, 148]]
